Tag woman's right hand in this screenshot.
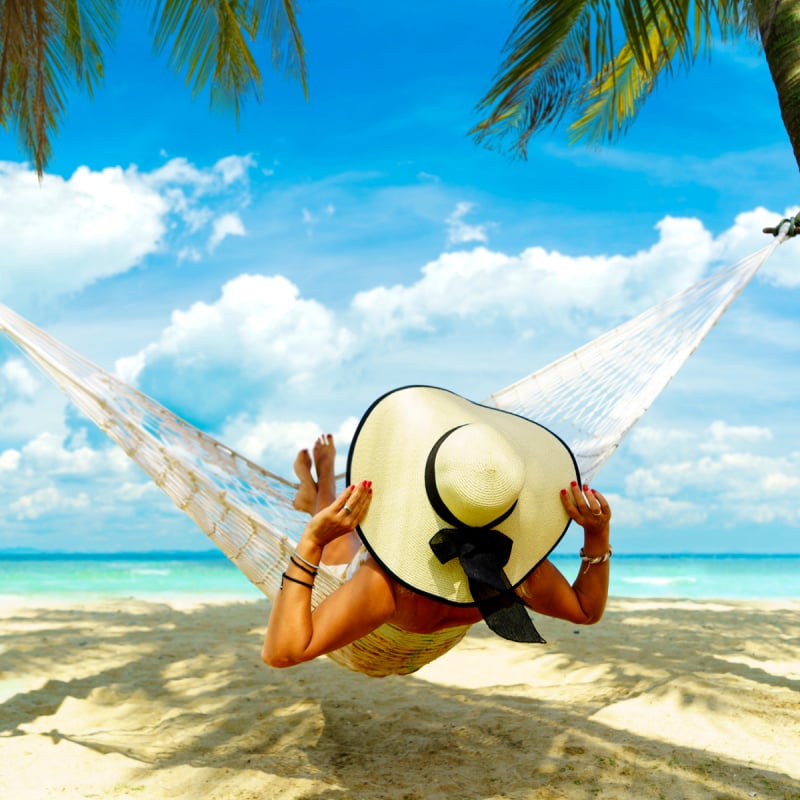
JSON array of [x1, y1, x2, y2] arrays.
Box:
[[301, 480, 373, 549]]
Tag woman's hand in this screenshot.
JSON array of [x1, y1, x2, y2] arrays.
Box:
[[301, 480, 373, 549], [560, 482, 611, 538]]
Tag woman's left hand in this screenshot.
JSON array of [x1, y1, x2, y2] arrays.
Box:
[[303, 480, 373, 549]]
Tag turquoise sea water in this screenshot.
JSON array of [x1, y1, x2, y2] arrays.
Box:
[[1, 552, 798, 602]]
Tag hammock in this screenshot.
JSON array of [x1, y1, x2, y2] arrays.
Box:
[[0, 226, 792, 676]]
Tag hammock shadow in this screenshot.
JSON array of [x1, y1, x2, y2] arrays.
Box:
[[1, 598, 798, 799]]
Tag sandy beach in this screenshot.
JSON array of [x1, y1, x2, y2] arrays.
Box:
[[1, 596, 798, 800]]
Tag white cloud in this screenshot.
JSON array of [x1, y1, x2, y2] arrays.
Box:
[[701, 421, 773, 453], [208, 212, 246, 251], [710, 205, 800, 289], [11, 486, 90, 520], [214, 154, 256, 184], [629, 421, 774, 461], [9, 431, 132, 479], [0, 162, 167, 305], [0, 449, 20, 472], [445, 202, 488, 245], [115, 274, 355, 385], [1, 358, 39, 397], [221, 414, 360, 475], [352, 214, 714, 337], [621, 421, 800, 527], [608, 493, 708, 528], [0, 155, 255, 308]]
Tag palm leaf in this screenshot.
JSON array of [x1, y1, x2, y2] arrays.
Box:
[[473, 0, 751, 155], [0, 0, 117, 176], [148, 0, 306, 114], [472, 0, 600, 154]]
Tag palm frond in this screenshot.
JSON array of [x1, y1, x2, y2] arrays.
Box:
[[570, 0, 750, 145], [148, 0, 306, 114], [0, 0, 116, 176], [473, 0, 752, 156], [472, 0, 600, 155], [253, 0, 307, 97]]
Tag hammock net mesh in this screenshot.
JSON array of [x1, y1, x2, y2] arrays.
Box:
[[0, 234, 785, 675]]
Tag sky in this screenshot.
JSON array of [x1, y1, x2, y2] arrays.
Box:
[[0, 1, 798, 555]]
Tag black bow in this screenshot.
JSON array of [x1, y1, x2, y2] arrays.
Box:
[[425, 427, 545, 644]]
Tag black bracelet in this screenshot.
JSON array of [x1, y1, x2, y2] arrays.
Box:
[[289, 555, 318, 577], [281, 572, 314, 590]]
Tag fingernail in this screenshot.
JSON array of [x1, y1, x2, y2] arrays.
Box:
[[591, 489, 597, 494], [348, 485, 355, 491], [583, 484, 589, 492], [560, 489, 567, 496], [570, 481, 577, 487]]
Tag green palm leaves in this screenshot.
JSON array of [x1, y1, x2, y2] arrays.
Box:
[[0, 0, 306, 175], [472, 0, 753, 155]]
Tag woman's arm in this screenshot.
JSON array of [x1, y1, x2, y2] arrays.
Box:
[[262, 481, 397, 667], [518, 483, 612, 625]]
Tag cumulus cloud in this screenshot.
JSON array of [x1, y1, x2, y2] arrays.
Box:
[[711, 205, 800, 289], [0, 154, 255, 308], [115, 273, 355, 386], [220, 414, 359, 472], [1, 358, 39, 397], [0, 448, 20, 472], [16, 431, 132, 477], [11, 487, 90, 520], [445, 202, 488, 245], [208, 212, 246, 251], [622, 421, 800, 527], [352, 214, 714, 337]]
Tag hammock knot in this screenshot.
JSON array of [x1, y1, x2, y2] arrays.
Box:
[[763, 211, 800, 238]]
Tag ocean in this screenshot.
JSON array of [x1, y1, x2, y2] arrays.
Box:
[[0, 552, 798, 602]]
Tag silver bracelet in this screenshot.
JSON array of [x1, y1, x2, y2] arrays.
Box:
[[580, 546, 612, 573], [292, 550, 320, 571]]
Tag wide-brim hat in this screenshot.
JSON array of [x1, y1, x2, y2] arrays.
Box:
[[347, 386, 579, 642]]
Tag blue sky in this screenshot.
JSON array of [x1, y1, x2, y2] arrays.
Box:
[[0, 1, 798, 554]]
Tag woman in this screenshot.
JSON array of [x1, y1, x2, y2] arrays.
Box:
[[263, 386, 611, 669]]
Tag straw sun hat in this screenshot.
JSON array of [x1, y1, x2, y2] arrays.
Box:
[[346, 386, 579, 643]]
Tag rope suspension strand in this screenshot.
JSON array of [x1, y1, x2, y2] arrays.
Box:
[[763, 210, 800, 238]]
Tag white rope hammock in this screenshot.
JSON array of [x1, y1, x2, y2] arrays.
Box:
[[0, 229, 790, 675]]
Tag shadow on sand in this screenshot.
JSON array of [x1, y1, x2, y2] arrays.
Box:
[[1, 598, 798, 799]]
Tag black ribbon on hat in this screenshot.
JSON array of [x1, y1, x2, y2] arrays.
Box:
[[425, 427, 545, 644]]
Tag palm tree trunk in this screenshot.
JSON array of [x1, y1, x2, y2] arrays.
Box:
[[758, 0, 800, 170]]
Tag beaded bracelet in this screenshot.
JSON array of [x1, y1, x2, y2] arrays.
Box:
[[580, 546, 613, 574]]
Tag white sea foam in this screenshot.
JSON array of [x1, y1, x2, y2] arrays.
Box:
[[130, 568, 171, 576], [621, 576, 698, 586]]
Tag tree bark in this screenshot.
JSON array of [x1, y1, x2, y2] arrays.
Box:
[[758, 0, 800, 170]]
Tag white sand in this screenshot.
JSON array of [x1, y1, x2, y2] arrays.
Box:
[[1, 596, 798, 799]]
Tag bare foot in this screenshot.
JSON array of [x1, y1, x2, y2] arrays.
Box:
[[312, 434, 337, 513], [292, 449, 317, 514], [314, 434, 361, 566]]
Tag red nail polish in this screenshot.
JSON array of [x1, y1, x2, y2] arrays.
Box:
[[570, 481, 577, 487], [560, 489, 567, 496], [591, 489, 597, 494], [583, 484, 589, 491]]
